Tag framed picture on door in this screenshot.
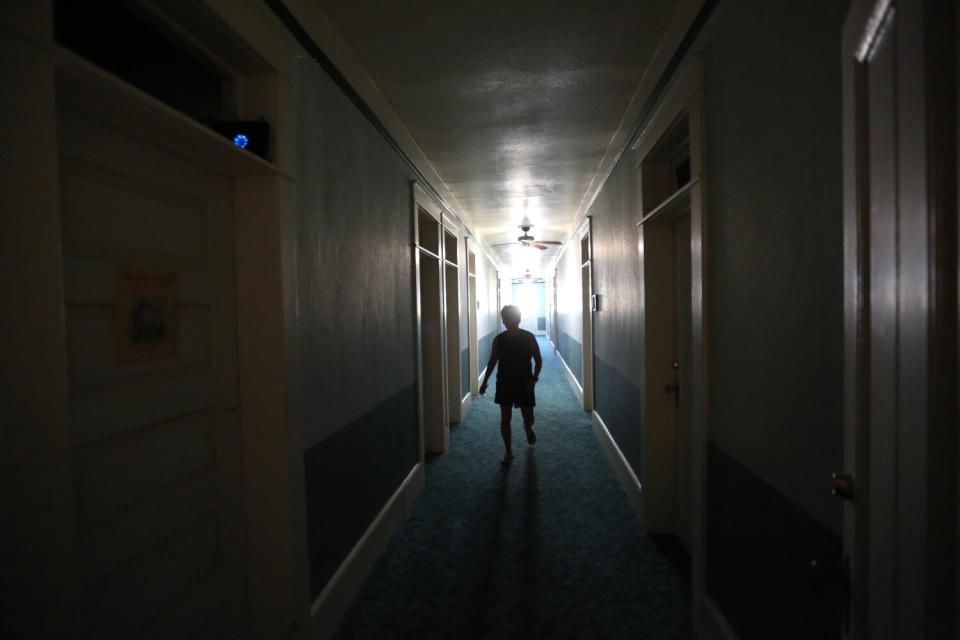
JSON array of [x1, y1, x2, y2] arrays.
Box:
[[115, 266, 178, 363]]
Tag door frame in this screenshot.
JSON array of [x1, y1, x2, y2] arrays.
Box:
[[412, 183, 450, 456], [466, 243, 479, 396], [578, 218, 595, 411], [442, 218, 463, 424], [632, 57, 711, 633], [841, 1, 958, 636]]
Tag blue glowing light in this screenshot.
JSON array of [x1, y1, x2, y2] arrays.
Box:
[[232, 133, 249, 149]]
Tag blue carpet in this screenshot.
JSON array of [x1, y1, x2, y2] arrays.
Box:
[[334, 337, 694, 639]]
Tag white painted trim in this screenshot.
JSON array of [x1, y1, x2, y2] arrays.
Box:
[[631, 58, 704, 159], [413, 182, 442, 220], [310, 463, 425, 639], [694, 594, 739, 640], [556, 350, 584, 404], [591, 412, 644, 525], [461, 392, 472, 416], [478, 367, 487, 386]]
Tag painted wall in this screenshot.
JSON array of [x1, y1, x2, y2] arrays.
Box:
[[545, 276, 556, 347], [702, 1, 846, 636], [587, 159, 644, 476], [476, 251, 499, 376], [296, 57, 419, 598], [555, 238, 583, 383], [548, 1, 847, 635]]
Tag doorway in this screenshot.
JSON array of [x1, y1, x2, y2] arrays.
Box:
[[580, 227, 594, 411], [639, 211, 694, 551], [415, 197, 448, 455], [511, 279, 546, 335], [443, 228, 462, 425], [467, 249, 479, 395]]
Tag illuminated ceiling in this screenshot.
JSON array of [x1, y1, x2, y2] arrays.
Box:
[[316, 0, 681, 275]]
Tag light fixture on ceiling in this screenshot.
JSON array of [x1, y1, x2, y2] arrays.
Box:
[[490, 220, 562, 252]]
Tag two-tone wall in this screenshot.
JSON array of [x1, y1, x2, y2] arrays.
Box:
[[702, 1, 846, 636], [295, 57, 503, 606], [295, 58, 421, 598], [589, 161, 644, 477], [553, 1, 847, 636]]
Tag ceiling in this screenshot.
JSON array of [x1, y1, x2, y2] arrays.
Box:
[[316, 0, 680, 276]]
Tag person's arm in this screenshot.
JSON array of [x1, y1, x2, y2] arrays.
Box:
[[479, 337, 499, 395], [531, 334, 542, 383]]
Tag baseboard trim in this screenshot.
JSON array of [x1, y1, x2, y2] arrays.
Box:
[[556, 351, 584, 404], [477, 367, 486, 386], [310, 463, 425, 639], [695, 593, 739, 640], [591, 411, 644, 525], [461, 391, 472, 415]]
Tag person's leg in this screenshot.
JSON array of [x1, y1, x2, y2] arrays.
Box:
[[499, 402, 513, 463], [520, 405, 536, 444]]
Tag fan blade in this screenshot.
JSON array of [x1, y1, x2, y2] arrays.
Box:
[[537, 240, 562, 245], [528, 242, 550, 250], [490, 242, 520, 248]]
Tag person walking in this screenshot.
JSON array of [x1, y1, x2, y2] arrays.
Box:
[[479, 305, 543, 464]]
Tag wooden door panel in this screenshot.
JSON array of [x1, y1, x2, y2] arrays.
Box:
[[80, 512, 222, 638], [59, 107, 247, 638], [73, 409, 216, 527], [60, 164, 208, 263], [78, 474, 222, 582]]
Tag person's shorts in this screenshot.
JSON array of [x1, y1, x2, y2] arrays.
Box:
[[494, 379, 536, 408]]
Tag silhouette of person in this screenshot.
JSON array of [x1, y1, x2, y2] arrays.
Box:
[[479, 305, 543, 464]]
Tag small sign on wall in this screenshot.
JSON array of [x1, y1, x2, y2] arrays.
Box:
[[115, 266, 177, 363]]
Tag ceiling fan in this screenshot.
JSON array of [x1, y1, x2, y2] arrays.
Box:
[[491, 220, 562, 251]]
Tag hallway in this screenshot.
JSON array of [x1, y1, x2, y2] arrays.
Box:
[[336, 338, 693, 639], [3, 1, 958, 638]]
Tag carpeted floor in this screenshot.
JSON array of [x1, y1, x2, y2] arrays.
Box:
[[334, 337, 695, 639]]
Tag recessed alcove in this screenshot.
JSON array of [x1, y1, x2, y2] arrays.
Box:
[[54, 0, 226, 123]]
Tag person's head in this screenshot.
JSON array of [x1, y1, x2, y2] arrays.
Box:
[[500, 305, 521, 329]]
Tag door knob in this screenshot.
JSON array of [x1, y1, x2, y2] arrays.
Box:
[[831, 472, 855, 501]]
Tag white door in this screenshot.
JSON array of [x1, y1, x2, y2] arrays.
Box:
[[59, 107, 249, 638], [673, 213, 694, 553], [580, 261, 594, 411]]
